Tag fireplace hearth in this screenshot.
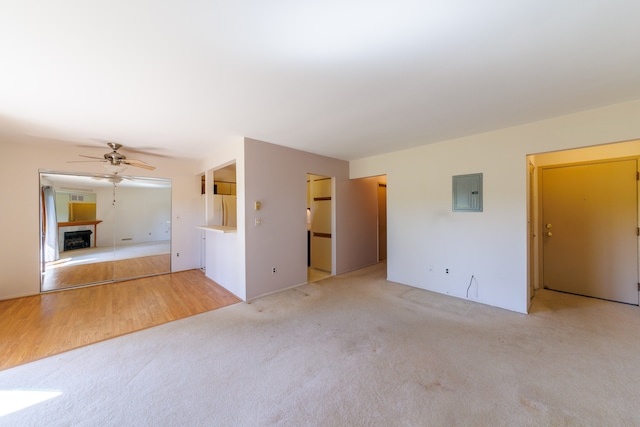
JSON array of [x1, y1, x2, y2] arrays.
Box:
[[64, 230, 92, 251]]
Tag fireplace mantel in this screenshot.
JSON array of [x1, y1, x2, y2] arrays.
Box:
[[58, 220, 102, 248]]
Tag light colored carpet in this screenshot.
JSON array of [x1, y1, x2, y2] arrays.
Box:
[[2, 262, 640, 426]]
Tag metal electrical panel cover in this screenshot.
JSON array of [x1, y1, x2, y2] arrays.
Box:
[[452, 173, 483, 212]]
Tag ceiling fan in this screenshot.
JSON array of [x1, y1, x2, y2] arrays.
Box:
[[69, 142, 156, 173]]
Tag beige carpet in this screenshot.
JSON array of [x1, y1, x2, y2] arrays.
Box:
[[1, 262, 640, 425]]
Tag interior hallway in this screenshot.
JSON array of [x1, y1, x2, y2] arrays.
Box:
[[308, 267, 331, 283], [0, 270, 240, 371]]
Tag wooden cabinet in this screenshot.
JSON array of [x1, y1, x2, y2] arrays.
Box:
[[214, 181, 236, 195]]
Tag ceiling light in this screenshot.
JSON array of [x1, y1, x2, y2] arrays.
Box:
[[104, 163, 127, 174]]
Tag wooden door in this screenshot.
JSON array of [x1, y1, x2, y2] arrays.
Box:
[[310, 176, 332, 272], [542, 159, 638, 304]]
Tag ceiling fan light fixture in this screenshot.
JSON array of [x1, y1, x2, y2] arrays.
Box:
[[69, 142, 156, 171], [104, 163, 127, 174]]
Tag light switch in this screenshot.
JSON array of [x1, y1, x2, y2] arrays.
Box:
[[255, 201, 261, 210]]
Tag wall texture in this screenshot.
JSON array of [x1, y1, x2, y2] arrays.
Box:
[[198, 138, 246, 300], [0, 136, 203, 300], [243, 138, 379, 300], [350, 99, 640, 313]]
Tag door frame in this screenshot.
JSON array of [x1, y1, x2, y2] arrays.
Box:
[[534, 155, 640, 303], [307, 173, 334, 276]]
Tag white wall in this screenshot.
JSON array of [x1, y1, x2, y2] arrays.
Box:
[[350, 99, 640, 313], [0, 135, 204, 300], [112, 187, 171, 245], [204, 230, 243, 299], [56, 185, 171, 248], [94, 186, 116, 247], [198, 137, 246, 300]]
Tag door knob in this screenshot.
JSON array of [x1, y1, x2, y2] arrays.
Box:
[[545, 223, 552, 229], [545, 231, 553, 237]]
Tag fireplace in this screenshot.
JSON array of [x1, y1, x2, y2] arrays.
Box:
[[63, 230, 92, 251]]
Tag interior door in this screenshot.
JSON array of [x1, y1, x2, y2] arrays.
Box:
[[310, 175, 332, 272], [542, 159, 638, 304]]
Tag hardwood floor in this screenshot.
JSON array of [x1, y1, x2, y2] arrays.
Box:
[[42, 254, 171, 291], [0, 270, 241, 371]]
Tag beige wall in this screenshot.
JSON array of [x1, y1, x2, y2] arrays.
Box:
[[4, 99, 640, 308], [243, 138, 379, 300], [0, 136, 203, 300], [351, 99, 640, 313], [0, 134, 379, 302], [528, 139, 640, 298], [335, 176, 379, 274], [530, 139, 640, 166]]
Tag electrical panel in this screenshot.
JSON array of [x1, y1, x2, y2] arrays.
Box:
[[453, 173, 483, 212]]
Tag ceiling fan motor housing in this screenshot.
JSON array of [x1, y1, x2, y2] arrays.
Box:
[[104, 151, 127, 165], [68, 142, 155, 170]]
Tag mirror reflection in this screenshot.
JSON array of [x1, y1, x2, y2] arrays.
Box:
[[40, 171, 171, 291]]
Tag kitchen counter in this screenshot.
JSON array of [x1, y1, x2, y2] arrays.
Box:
[[197, 225, 237, 233]]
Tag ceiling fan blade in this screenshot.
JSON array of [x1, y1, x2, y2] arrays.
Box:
[[67, 160, 104, 163], [90, 139, 169, 158], [124, 158, 149, 165], [70, 142, 158, 171], [125, 162, 156, 170], [124, 148, 170, 158]]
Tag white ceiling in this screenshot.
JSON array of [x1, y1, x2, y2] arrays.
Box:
[[2, 1, 640, 161], [41, 172, 171, 189]]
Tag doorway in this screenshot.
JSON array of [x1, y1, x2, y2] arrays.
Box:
[[529, 142, 640, 306], [199, 162, 237, 272], [307, 174, 332, 283], [377, 177, 387, 261], [540, 158, 638, 304]]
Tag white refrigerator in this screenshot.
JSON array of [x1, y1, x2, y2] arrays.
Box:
[[212, 195, 237, 227]]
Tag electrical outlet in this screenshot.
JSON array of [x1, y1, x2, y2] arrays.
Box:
[[272, 267, 276, 273], [445, 268, 449, 274]]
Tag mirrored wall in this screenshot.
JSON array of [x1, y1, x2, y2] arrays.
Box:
[[40, 171, 171, 291]]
